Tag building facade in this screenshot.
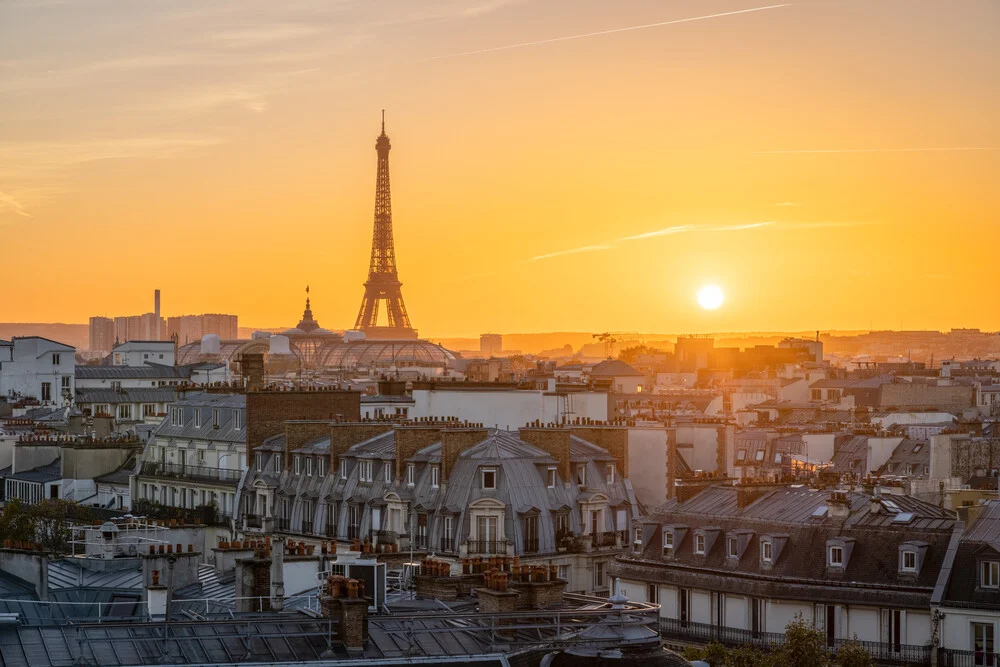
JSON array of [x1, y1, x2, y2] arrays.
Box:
[[0, 337, 75, 406]]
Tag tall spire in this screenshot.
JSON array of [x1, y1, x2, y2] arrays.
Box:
[[354, 112, 417, 339]]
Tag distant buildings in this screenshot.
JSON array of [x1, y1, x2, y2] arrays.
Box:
[[88, 316, 115, 355], [167, 313, 238, 345], [480, 333, 502, 357]]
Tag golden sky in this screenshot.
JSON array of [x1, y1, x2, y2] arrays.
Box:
[[1, 0, 997, 338]]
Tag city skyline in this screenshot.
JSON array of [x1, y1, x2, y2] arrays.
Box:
[[1, 0, 998, 337]]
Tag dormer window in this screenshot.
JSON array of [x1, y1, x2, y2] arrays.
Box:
[[662, 529, 674, 556], [274, 456, 283, 474], [294, 456, 301, 475], [256, 453, 263, 472], [727, 536, 739, 558], [359, 460, 374, 483], [431, 465, 440, 488], [384, 462, 392, 483], [829, 546, 844, 567], [406, 463, 415, 486], [982, 561, 1000, 589], [340, 460, 347, 480], [901, 550, 917, 572], [634, 527, 643, 546], [754, 450, 765, 462], [695, 534, 705, 555], [761, 541, 773, 563], [481, 468, 497, 489], [195, 410, 201, 428], [212, 408, 220, 428], [576, 464, 587, 486], [234, 410, 242, 430], [547, 467, 557, 488], [605, 463, 616, 484], [306, 457, 313, 476]]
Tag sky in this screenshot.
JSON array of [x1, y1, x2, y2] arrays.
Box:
[[1, 0, 997, 338]]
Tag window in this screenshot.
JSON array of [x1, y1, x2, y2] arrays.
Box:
[[523, 515, 539, 552], [811, 389, 822, 400], [294, 456, 301, 475], [234, 410, 242, 430], [195, 409, 201, 428], [143, 353, 149, 359], [547, 467, 557, 488], [171, 407, 181, 426], [406, 463, 415, 486], [775, 453, 782, 464], [118, 404, 131, 420], [558, 564, 570, 581], [61, 376, 71, 391], [576, 464, 586, 486], [901, 550, 917, 572], [829, 545, 844, 567], [555, 513, 569, 538], [111, 381, 122, 391], [605, 463, 616, 484], [594, 561, 606, 589], [973, 623, 995, 664], [982, 560, 1000, 589], [481, 468, 496, 489], [663, 529, 673, 555], [274, 456, 283, 474], [359, 460, 373, 483], [52, 353, 61, 365], [754, 450, 765, 461], [256, 454, 262, 472], [647, 584, 659, 605], [695, 534, 705, 555], [340, 460, 347, 480], [143, 404, 156, 418], [212, 408, 220, 428], [634, 527, 643, 545], [727, 536, 739, 558], [762, 541, 773, 563], [431, 465, 440, 488], [736, 450, 746, 461], [306, 457, 313, 476], [384, 461, 392, 483], [41, 382, 51, 402], [828, 389, 840, 401]]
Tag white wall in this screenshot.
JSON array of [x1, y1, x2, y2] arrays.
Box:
[[0, 338, 75, 404], [939, 607, 1000, 652], [802, 433, 836, 463], [867, 437, 904, 474], [112, 342, 175, 367]]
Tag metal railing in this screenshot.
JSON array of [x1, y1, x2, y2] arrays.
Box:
[[439, 536, 456, 553], [467, 539, 507, 555], [372, 529, 397, 544], [940, 649, 1000, 667], [246, 515, 262, 529], [594, 531, 622, 548], [413, 534, 428, 550], [347, 525, 361, 540], [325, 522, 336, 538], [659, 617, 932, 664], [140, 461, 241, 485]]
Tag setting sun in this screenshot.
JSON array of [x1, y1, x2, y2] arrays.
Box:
[[697, 285, 724, 310]]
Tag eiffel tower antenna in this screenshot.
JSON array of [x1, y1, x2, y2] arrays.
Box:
[[354, 112, 418, 340]]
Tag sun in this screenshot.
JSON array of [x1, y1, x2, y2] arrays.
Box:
[[697, 285, 724, 310]]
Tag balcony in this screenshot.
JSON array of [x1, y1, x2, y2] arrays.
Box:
[[414, 534, 428, 550], [302, 520, 314, 535], [371, 529, 397, 545], [246, 515, 262, 529], [439, 537, 456, 553], [594, 531, 624, 548], [325, 522, 336, 539], [658, 618, 932, 665], [940, 649, 1000, 667], [140, 461, 241, 486], [467, 539, 507, 555]]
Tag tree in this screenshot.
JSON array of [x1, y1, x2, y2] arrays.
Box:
[[618, 344, 658, 364], [773, 614, 830, 667], [834, 639, 873, 667], [0, 499, 82, 552]]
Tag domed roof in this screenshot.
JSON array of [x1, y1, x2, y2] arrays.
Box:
[[317, 339, 456, 368]]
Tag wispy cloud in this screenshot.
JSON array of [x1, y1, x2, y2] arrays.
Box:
[[0, 191, 32, 218], [529, 244, 615, 261], [712, 221, 776, 231], [619, 225, 695, 241], [429, 4, 793, 60], [757, 147, 1000, 154]]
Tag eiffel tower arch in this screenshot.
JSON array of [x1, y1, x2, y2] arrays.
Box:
[[354, 112, 419, 340]]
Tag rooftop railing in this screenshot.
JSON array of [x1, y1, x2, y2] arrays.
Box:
[[939, 648, 1000, 667], [467, 539, 507, 555], [139, 461, 241, 485]]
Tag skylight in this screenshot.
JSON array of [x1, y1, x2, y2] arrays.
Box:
[[892, 512, 915, 524], [811, 506, 829, 519]]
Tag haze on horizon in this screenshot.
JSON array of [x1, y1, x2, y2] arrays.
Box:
[[1, 0, 997, 338]]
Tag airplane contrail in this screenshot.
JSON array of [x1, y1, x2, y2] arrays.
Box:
[[530, 244, 614, 261], [429, 4, 793, 60], [758, 147, 1000, 154]]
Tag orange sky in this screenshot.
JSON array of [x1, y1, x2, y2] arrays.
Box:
[[1, 0, 997, 338]]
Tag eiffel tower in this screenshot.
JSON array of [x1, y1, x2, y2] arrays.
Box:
[[354, 112, 418, 340]]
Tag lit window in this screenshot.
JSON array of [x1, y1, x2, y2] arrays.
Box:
[[727, 536, 739, 558], [406, 463, 415, 486], [695, 534, 705, 555], [762, 541, 773, 563], [547, 467, 557, 488], [982, 561, 1000, 589], [829, 546, 844, 567], [901, 550, 916, 572], [431, 465, 440, 488], [482, 468, 496, 489]]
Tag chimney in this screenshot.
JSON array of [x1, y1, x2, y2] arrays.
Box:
[[394, 425, 445, 481], [828, 490, 852, 518], [330, 422, 394, 475], [570, 425, 629, 479], [440, 427, 489, 483], [284, 420, 333, 469], [518, 426, 571, 484], [271, 536, 285, 611]]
